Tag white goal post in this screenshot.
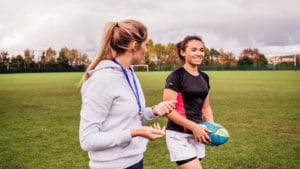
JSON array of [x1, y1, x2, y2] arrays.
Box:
[[132, 64, 149, 72]]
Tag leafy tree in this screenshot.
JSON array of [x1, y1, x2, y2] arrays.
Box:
[[237, 55, 254, 65], [257, 54, 268, 65], [219, 49, 237, 66], [11, 55, 25, 69], [68, 49, 79, 67], [203, 47, 210, 65], [75, 53, 89, 66], [57, 48, 69, 68], [39, 51, 46, 69], [240, 48, 266, 65], [45, 47, 56, 65], [154, 43, 166, 66], [164, 43, 179, 66], [0, 51, 10, 70], [210, 48, 220, 65], [24, 49, 34, 69]]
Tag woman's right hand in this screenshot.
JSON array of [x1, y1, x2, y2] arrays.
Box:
[[191, 124, 211, 144], [152, 100, 177, 116], [131, 123, 166, 141]]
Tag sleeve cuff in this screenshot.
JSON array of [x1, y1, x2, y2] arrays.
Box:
[[117, 129, 132, 145], [141, 107, 156, 121]]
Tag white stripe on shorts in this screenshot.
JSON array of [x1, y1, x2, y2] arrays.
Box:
[[166, 130, 205, 162]]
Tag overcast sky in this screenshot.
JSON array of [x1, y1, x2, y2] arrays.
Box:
[[0, 0, 299, 58]]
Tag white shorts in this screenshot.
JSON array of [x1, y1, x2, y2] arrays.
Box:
[[166, 130, 205, 162]]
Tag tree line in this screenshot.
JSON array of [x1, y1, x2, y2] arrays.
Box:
[[143, 39, 268, 66], [0, 47, 89, 71], [0, 39, 269, 72]]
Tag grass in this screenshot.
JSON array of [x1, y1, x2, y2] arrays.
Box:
[[0, 71, 299, 169]]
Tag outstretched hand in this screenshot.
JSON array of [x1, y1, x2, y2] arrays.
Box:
[[131, 123, 166, 141]]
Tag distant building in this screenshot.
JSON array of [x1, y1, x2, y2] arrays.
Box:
[[267, 54, 300, 65]]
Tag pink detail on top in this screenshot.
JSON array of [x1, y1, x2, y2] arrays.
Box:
[[175, 92, 187, 132]]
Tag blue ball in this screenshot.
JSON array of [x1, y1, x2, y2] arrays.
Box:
[[199, 122, 229, 146]]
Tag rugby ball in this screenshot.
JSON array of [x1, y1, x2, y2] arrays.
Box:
[[199, 121, 229, 146]]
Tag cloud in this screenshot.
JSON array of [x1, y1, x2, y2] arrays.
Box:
[[0, 0, 299, 57]]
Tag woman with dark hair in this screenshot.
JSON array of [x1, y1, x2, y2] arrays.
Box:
[[79, 19, 176, 169], [163, 35, 214, 169]]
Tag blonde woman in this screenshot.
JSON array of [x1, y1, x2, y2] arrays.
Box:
[[79, 19, 176, 169], [163, 36, 214, 169]]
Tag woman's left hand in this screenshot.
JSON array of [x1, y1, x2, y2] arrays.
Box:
[[131, 123, 166, 141]]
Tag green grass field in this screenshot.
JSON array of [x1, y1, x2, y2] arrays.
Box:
[[0, 71, 299, 169]]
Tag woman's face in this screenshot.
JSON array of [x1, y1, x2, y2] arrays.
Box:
[[182, 40, 204, 66], [132, 39, 148, 65]]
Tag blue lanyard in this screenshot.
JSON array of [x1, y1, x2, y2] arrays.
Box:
[[113, 59, 142, 113]]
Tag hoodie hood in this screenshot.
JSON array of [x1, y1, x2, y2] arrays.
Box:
[[88, 60, 122, 76]]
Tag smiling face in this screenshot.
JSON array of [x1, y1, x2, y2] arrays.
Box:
[[181, 39, 204, 66]]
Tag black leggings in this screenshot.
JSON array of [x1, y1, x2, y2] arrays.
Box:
[[176, 157, 202, 166]]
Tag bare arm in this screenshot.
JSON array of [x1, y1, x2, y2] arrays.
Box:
[[202, 94, 214, 122], [163, 89, 197, 130]]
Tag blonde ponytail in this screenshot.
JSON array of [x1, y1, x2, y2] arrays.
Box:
[[79, 22, 116, 86], [79, 19, 147, 88]]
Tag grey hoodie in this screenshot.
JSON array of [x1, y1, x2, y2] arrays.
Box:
[[79, 60, 156, 169]]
